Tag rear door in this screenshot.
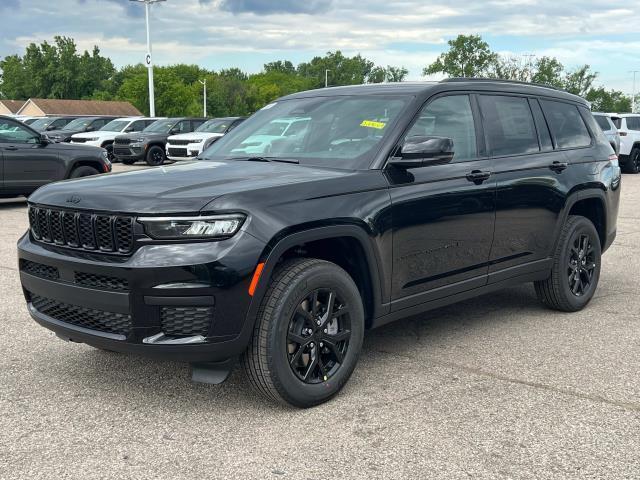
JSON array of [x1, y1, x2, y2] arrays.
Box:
[[387, 93, 496, 309], [482, 94, 577, 281], [0, 118, 62, 195]]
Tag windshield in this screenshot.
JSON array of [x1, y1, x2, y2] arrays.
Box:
[[144, 119, 177, 133], [196, 119, 231, 133], [201, 95, 410, 168], [101, 120, 130, 132], [63, 118, 93, 130], [30, 118, 57, 129]]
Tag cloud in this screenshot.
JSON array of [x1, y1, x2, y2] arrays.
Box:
[[0, 0, 20, 9], [217, 0, 332, 15]]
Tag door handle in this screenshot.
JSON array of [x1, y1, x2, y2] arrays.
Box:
[[4, 146, 18, 151], [466, 170, 492, 184], [549, 161, 568, 173]]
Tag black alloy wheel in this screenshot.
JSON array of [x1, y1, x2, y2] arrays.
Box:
[[567, 233, 597, 297], [146, 145, 165, 166], [287, 289, 351, 384], [630, 147, 640, 174]]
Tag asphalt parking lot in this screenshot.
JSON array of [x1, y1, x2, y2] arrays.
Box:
[[1, 164, 639, 479]]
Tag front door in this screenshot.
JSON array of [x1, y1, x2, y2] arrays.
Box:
[[0, 118, 61, 195], [386, 94, 496, 311]]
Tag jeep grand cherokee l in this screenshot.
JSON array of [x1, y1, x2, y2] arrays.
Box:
[[113, 117, 207, 166], [17, 80, 620, 407], [0, 115, 111, 197]]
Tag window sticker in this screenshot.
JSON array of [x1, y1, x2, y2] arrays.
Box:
[[360, 120, 386, 129]]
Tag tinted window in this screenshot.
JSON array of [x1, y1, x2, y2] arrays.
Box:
[[405, 95, 477, 161], [479, 95, 539, 156], [174, 120, 191, 133], [529, 100, 553, 151], [611, 117, 622, 129], [580, 109, 610, 145], [540, 100, 591, 148], [594, 115, 611, 131], [625, 116, 640, 131], [130, 120, 147, 131]]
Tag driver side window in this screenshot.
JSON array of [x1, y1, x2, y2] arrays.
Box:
[[0, 119, 39, 144], [405, 95, 477, 162]]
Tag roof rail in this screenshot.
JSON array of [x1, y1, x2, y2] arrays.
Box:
[[440, 77, 563, 92]]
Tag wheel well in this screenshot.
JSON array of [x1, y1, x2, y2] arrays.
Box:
[[100, 140, 114, 148], [568, 198, 606, 247], [71, 160, 102, 173], [276, 236, 375, 329]]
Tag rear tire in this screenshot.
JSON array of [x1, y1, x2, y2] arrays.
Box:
[[145, 145, 165, 166], [242, 258, 365, 408], [534, 215, 601, 312], [627, 147, 640, 174], [70, 166, 100, 178]]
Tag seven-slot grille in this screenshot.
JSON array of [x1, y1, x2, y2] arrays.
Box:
[[114, 137, 132, 145], [169, 139, 194, 146], [70, 138, 89, 143], [29, 206, 134, 254]]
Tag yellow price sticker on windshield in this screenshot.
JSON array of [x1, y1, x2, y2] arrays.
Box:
[[360, 120, 386, 129]]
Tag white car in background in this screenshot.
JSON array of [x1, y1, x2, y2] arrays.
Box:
[[166, 117, 245, 161], [229, 117, 310, 155], [610, 113, 640, 173], [70, 117, 162, 161]]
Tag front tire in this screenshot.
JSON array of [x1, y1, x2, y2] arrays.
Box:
[[242, 258, 365, 408], [145, 145, 165, 166], [70, 165, 99, 178], [534, 215, 601, 312]]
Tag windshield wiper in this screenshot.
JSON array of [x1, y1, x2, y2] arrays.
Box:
[[235, 156, 300, 164]]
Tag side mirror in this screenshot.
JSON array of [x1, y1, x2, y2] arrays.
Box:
[[124, 127, 134, 133], [39, 133, 50, 145], [170, 128, 180, 135], [388, 136, 454, 169], [46, 125, 56, 131], [85, 126, 94, 132]]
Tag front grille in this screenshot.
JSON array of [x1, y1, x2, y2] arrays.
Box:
[[29, 206, 135, 254], [168, 147, 188, 157], [161, 306, 213, 337], [169, 139, 194, 146], [113, 147, 132, 156], [30, 293, 132, 336], [71, 138, 88, 143], [74, 272, 129, 292], [114, 137, 132, 145], [20, 260, 60, 280]]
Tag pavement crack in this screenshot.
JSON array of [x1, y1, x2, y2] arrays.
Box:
[[433, 360, 640, 412]]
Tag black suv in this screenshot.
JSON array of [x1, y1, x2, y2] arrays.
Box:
[[30, 116, 79, 133], [0, 115, 111, 197], [113, 117, 207, 166], [45, 116, 118, 143], [17, 80, 621, 407]]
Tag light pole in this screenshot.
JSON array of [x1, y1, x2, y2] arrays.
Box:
[[325, 69, 331, 88], [630, 71, 639, 113], [130, 0, 166, 117], [199, 79, 207, 117]]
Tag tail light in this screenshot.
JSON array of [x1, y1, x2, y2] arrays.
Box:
[[609, 154, 619, 167], [619, 131, 627, 136]]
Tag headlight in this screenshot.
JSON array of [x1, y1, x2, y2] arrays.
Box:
[[133, 137, 146, 143], [138, 214, 245, 240], [86, 137, 99, 142]]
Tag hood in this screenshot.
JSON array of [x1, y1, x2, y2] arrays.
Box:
[[28, 160, 355, 214], [72, 131, 117, 140], [168, 132, 223, 142], [117, 131, 168, 142]]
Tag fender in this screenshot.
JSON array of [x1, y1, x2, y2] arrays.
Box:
[[243, 225, 388, 332], [63, 155, 106, 178]]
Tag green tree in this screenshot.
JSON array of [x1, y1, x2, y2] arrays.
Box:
[[585, 88, 631, 113], [424, 34, 498, 78], [368, 65, 409, 83], [563, 65, 598, 97], [297, 51, 375, 88], [531, 57, 565, 88], [264, 60, 296, 75]]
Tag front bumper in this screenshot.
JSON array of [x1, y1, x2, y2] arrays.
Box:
[[166, 145, 200, 162], [113, 144, 145, 160], [18, 230, 265, 362]]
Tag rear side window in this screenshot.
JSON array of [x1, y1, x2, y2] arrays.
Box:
[[478, 95, 539, 156], [540, 100, 591, 148], [625, 116, 640, 131], [594, 115, 611, 131], [580, 108, 609, 145], [405, 95, 477, 162]]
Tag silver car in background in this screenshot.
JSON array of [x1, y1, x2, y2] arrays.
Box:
[[593, 112, 620, 154]]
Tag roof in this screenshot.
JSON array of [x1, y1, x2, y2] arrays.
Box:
[[281, 79, 586, 104], [17, 98, 142, 116], [0, 99, 26, 113], [612, 113, 640, 118]]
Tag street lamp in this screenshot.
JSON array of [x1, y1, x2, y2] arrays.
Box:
[[130, 0, 166, 117], [630, 71, 639, 113], [325, 69, 331, 88], [199, 79, 207, 117]]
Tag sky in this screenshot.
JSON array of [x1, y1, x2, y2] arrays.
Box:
[[1, 0, 639, 94]]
